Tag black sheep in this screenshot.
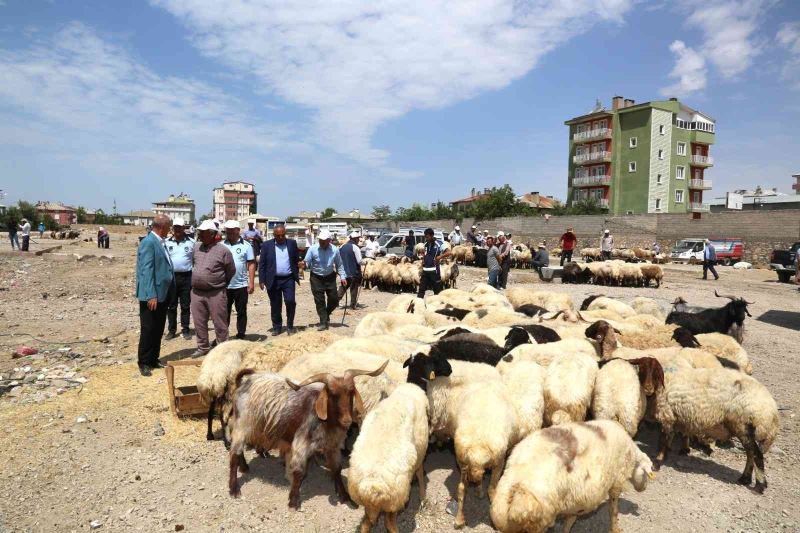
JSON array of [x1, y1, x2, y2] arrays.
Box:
[[435, 306, 472, 320], [671, 327, 701, 348], [561, 262, 590, 284], [509, 324, 562, 344], [665, 291, 752, 344], [428, 333, 509, 366], [514, 303, 548, 317], [402, 353, 453, 390]]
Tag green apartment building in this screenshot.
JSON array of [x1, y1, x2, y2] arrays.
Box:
[[565, 96, 715, 216]]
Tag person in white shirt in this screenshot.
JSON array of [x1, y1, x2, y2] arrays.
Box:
[[19, 218, 32, 252], [448, 225, 463, 246], [363, 234, 380, 259]]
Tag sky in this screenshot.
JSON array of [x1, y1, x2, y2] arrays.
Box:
[[1, 0, 799, 219]]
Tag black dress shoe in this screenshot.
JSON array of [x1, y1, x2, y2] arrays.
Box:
[[286, 327, 297, 336], [164, 332, 178, 340], [317, 323, 329, 331], [235, 333, 246, 340], [138, 365, 152, 377], [150, 361, 166, 369], [270, 327, 283, 336]]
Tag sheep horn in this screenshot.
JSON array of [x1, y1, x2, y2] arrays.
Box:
[[344, 359, 390, 380], [576, 311, 590, 323], [542, 310, 565, 321], [714, 289, 737, 301], [286, 373, 331, 390]]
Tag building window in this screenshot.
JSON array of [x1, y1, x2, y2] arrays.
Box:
[[628, 161, 636, 172], [694, 168, 702, 179], [676, 166, 685, 180], [659, 125, 665, 135], [677, 142, 686, 156], [655, 198, 662, 210], [629, 137, 638, 148], [657, 173, 662, 184], [658, 149, 664, 160], [675, 189, 684, 203]]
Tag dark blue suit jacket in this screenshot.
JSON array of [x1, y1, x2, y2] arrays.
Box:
[[259, 238, 300, 289]]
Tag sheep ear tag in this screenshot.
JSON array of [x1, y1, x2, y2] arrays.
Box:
[[648, 472, 657, 480], [429, 371, 436, 380]]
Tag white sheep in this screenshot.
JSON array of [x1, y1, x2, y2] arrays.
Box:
[[197, 339, 254, 441], [347, 383, 429, 533], [354, 312, 426, 337], [490, 420, 655, 533], [325, 335, 422, 364], [506, 287, 574, 313], [652, 368, 779, 493], [695, 332, 752, 374], [502, 338, 598, 367], [591, 359, 645, 437], [386, 294, 425, 314], [631, 296, 666, 320], [543, 351, 598, 425], [585, 296, 637, 318], [497, 360, 545, 438], [462, 308, 533, 328]]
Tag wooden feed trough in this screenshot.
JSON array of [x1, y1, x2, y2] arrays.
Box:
[[165, 359, 208, 417]]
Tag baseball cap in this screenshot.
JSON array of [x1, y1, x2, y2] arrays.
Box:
[[197, 220, 217, 232], [538, 242, 546, 248], [471, 225, 477, 229], [497, 231, 505, 237], [604, 229, 610, 233], [223, 220, 240, 230], [454, 225, 460, 231], [172, 218, 186, 227], [318, 229, 332, 240], [349, 231, 360, 238]]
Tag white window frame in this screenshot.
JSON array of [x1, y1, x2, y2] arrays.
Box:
[[629, 137, 638, 148], [658, 149, 664, 160], [659, 124, 665, 135], [676, 165, 685, 180], [628, 161, 636, 172], [677, 142, 686, 156], [675, 189, 684, 203], [655, 198, 662, 210]]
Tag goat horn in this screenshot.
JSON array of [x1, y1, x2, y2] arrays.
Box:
[[714, 289, 737, 300], [576, 311, 590, 323], [288, 373, 331, 390], [745, 300, 755, 305], [543, 310, 564, 321], [345, 359, 390, 380]]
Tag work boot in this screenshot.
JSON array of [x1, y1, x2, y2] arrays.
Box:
[[164, 331, 178, 340], [138, 364, 152, 377]]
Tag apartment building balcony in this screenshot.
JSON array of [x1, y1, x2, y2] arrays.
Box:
[[573, 151, 612, 165], [689, 179, 712, 190], [573, 128, 613, 143], [598, 198, 609, 209], [572, 175, 612, 187], [691, 154, 714, 166], [690, 202, 710, 212]]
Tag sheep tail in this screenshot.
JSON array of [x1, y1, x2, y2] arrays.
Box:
[[234, 368, 256, 388], [353, 478, 395, 510], [550, 410, 573, 426], [459, 445, 492, 483], [505, 485, 543, 531]]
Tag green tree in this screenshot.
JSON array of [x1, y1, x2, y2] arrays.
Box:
[[42, 214, 59, 231], [470, 185, 525, 219], [76, 206, 87, 223], [321, 207, 337, 220], [371, 205, 392, 221]]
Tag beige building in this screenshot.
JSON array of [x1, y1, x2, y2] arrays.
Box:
[[122, 210, 156, 226], [213, 181, 257, 221], [153, 193, 196, 224]]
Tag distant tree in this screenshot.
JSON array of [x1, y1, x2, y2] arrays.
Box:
[[16, 201, 39, 224], [371, 205, 392, 221], [470, 185, 526, 219], [76, 206, 87, 224], [42, 214, 59, 231], [321, 207, 337, 220]]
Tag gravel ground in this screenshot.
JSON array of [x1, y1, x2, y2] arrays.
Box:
[[0, 235, 798, 532]]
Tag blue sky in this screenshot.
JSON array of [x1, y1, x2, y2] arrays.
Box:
[[1, 0, 799, 218]]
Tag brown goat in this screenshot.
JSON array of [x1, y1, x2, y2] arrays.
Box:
[[227, 361, 389, 508], [584, 320, 620, 359], [625, 357, 665, 396]]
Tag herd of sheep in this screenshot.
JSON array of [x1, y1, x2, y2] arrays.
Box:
[[195, 283, 777, 532], [362, 256, 459, 293]]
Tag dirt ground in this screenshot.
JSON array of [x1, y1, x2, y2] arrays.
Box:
[[0, 234, 798, 533]]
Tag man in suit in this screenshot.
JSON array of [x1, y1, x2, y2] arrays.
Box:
[[259, 224, 300, 336], [135, 214, 175, 376]]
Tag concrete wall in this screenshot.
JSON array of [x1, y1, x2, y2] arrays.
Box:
[[367, 210, 800, 265]]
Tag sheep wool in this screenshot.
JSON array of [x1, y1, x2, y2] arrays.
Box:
[[503, 338, 598, 368], [506, 287, 574, 313], [497, 360, 545, 438], [348, 384, 429, 533], [631, 296, 666, 320], [325, 335, 422, 364], [490, 420, 654, 533], [354, 312, 426, 338], [586, 296, 637, 318], [197, 339, 253, 405], [695, 333, 752, 374], [543, 352, 598, 426], [591, 359, 646, 437]]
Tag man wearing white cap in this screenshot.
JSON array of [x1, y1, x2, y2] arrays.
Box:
[[19, 218, 31, 252], [497, 231, 512, 289], [601, 229, 614, 260], [190, 220, 236, 355], [448, 225, 463, 246], [302, 229, 346, 330], [223, 220, 256, 339], [243, 220, 263, 259], [466, 225, 480, 246], [337, 231, 363, 310], [165, 218, 195, 340]]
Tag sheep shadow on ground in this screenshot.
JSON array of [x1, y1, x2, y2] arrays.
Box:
[[755, 310, 800, 331]]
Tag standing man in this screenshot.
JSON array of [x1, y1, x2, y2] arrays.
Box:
[[532, 243, 550, 280], [404, 230, 416, 259], [497, 232, 512, 289], [8, 218, 19, 250], [481, 229, 490, 248], [466, 225, 479, 245], [165, 218, 194, 340], [243, 220, 263, 259], [190, 220, 236, 355], [260, 224, 300, 336], [448, 225, 463, 246], [223, 220, 256, 340], [303, 230, 346, 331], [559, 227, 577, 265], [38, 221, 45, 239], [135, 214, 174, 376], [703, 239, 719, 281], [601, 230, 614, 260], [338, 231, 363, 310], [486, 236, 501, 288], [19, 219, 31, 252], [363, 234, 380, 259], [97, 226, 110, 249], [417, 228, 451, 297]]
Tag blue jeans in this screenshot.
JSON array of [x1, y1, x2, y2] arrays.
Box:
[[488, 269, 500, 288], [268, 276, 297, 329], [9, 233, 19, 250]]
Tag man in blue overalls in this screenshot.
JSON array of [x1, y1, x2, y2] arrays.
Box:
[[417, 228, 451, 298]]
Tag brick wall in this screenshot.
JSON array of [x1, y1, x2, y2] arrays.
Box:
[[369, 210, 800, 265]]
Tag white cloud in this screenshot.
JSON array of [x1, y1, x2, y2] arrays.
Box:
[[152, 0, 636, 170], [661, 40, 707, 97], [661, 0, 773, 96], [777, 21, 800, 89]]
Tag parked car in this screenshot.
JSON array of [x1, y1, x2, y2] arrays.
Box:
[[769, 242, 800, 283], [378, 229, 444, 256], [670, 238, 743, 265]]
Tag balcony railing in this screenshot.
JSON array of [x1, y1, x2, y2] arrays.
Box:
[[689, 179, 712, 190], [691, 154, 714, 166], [573, 128, 612, 143], [573, 175, 612, 187], [690, 202, 710, 212], [573, 150, 611, 164]]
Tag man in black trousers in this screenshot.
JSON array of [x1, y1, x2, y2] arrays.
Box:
[[165, 218, 194, 340], [417, 228, 451, 297], [259, 224, 301, 335]]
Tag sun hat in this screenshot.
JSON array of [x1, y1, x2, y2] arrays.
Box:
[[223, 220, 240, 229], [197, 220, 217, 232]]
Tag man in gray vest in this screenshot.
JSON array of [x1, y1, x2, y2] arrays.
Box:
[[337, 231, 363, 310]]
